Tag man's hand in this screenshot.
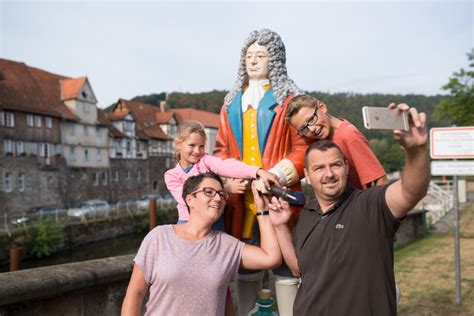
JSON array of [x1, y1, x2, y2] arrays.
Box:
[[388, 103, 428, 149], [224, 178, 248, 194], [267, 196, 292, 228], [385, 102, 430, 219]]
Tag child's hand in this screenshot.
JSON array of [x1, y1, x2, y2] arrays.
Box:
[[256, 169, 281, 191], [224, 179, 248, 194]]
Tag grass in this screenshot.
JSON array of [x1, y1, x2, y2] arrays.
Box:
[[395, 203, 474, 315]]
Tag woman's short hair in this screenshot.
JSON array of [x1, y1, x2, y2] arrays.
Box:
[[182, 172, 224, 212]]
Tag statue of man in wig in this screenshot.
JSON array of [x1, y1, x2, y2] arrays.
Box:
[[214, 28, 310, 315]]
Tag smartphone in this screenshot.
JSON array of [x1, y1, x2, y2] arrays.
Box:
[[362, 106, 409, 131]]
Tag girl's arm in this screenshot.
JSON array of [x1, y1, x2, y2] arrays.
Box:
[[121, 264, 149, 316], [203, 154, 280, 189], [164, 170, 185, 208], [241, 183, 282, 269]]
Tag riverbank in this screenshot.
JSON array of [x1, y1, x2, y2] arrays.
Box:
[[0, 207, 177, 268]]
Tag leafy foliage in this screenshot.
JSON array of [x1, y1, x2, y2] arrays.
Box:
[[434, 49, 474, 126], [369, 138, 405, 173], [26, 220, 64, 258]]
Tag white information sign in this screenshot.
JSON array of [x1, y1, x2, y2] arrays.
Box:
[[430, 127, 474, 159], [431, 160, 474, 176]]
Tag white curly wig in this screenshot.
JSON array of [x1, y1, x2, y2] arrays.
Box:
[[225, 28, 303, 105]]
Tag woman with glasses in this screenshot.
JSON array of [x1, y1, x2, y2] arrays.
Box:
[[285, 95, 388, 189], [121, 172, 281, 316]]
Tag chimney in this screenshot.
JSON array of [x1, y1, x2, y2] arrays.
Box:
[[160, 100, 166, 113]]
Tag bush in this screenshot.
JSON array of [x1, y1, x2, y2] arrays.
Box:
[[26, 219, 64, 258]]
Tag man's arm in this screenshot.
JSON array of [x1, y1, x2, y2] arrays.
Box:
[[385, 104, 430, 219], [267, 196, 300, 276]]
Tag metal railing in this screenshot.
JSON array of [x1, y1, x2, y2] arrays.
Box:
[[420, 180, 454, 225], [1, 199, 177, 236]]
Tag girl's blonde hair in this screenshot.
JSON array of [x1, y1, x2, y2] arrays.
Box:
[[174, 120, 207, 162]]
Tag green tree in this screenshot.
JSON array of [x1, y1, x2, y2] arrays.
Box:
[[434, 49, 474, 126], [369, 138, 405, 173]]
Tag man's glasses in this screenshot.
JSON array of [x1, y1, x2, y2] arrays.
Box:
[[296, 107, 319, 136], [191, 187, 229, 200]]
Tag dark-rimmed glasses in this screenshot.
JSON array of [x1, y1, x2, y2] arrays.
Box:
[[296, 107, 319, 136], [191, 187, 229, 200]]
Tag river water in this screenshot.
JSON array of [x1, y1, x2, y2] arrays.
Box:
[[0, 232, 146, 273]]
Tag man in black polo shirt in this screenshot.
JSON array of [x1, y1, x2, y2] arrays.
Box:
[[268, 103, 429, 315]]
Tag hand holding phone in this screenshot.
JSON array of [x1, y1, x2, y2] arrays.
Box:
[[362, 106, 409, 131]]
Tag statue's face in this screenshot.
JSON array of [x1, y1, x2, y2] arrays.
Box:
[[245, 42, 270, 81]]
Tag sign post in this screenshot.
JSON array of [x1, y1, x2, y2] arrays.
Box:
[[430, 126, 474, 306]]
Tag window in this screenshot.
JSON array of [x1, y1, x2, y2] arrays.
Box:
[[83, 125, 88, 136], [126, 169, 131, 180], [34, 115, 42, 127], [0, 111, 4, 126], [26, 114, 34, 127], [4, 172, 12, 192], [114, 170, 119, 182], [102, 172, 107, 185], [5, 112, 14, 127], [3, 139, 13, 154], [96, 126, 101, 137], [16, 141, 24, 155], [124, 120, 134, 134], [84, 149, 89, 161], [92, 172, 99, 186], [18, 173, 25, 192], [45, 117, 52, 128], [115, 141, 121, 155], [69, 146, 76, 161], [126, 141, 132, 154], [96, 148, 101, 161], [69, 123, 76, 136]]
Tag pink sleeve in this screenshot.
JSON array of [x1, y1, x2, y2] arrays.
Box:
[[200, 154, 259, 179], [164, 169, 187, 216]]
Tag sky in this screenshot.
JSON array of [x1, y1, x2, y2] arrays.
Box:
[[1, 0, 472, 108]]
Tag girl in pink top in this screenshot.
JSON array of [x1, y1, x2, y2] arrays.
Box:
[[164, 121, 279, 224]]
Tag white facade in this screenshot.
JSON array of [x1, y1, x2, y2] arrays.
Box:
[[60, 80, 109, 168]]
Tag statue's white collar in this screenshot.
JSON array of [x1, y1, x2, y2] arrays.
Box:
[[241, 79, 270, 112]]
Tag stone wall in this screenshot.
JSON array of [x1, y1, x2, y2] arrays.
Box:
[[1, 155, 172, 214], [0, 156, 64, 215], [0, 255, 134, 316]]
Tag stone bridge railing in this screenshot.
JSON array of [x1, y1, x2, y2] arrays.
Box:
[[0, 255, 134, 315]]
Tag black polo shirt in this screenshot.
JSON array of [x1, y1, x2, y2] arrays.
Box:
[[292, 184, 400, 316]]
